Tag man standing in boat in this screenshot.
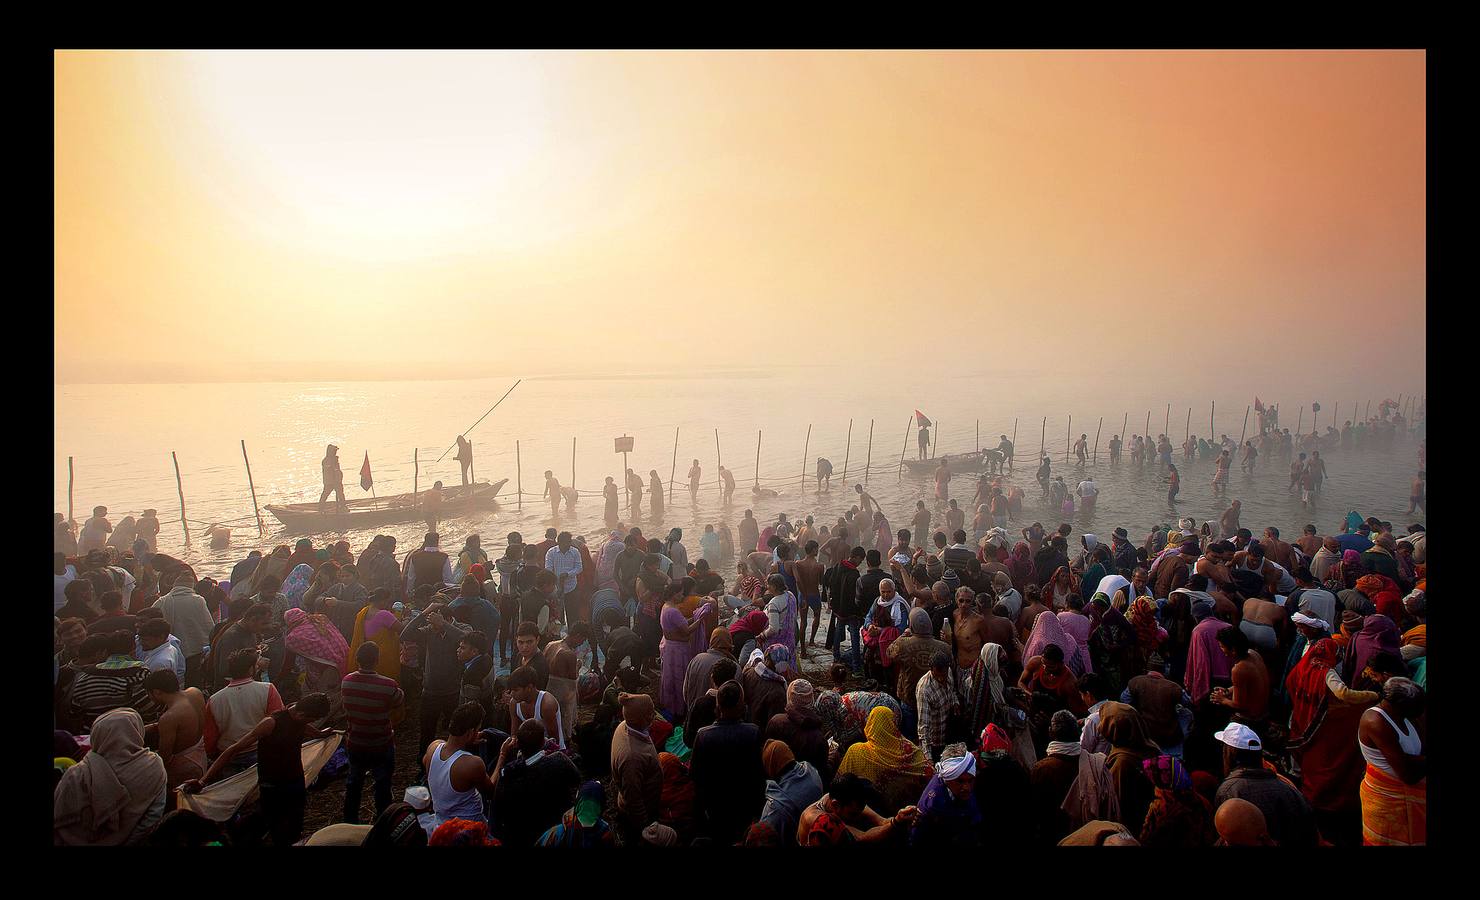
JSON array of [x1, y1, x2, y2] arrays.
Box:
[[319, 444, 346, 513], [917, 413, 932, 460], [455, 436, 474, 487]]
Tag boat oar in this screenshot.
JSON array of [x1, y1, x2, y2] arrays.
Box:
[[435, 379, 522, 464]]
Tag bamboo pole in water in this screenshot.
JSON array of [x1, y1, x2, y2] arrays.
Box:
[[172, 451, 190, 550], [1185, 407, 1191, 440], [1240, 406, 1250, 446], [514, 443, 521, 512], [67, 456, 74, 531], [1012, 418, 1019, 471], [669, 427, 678, 505], [754, 430, 762, 488], [571, 438, 577, 495], [932, 420, 939, 459], [1365, 399, 1371, 420], [841, 419, 852, 484], [1210, 400, 1215, 439], [241, 440, 263, 537], [1066, 415, 1071, 463], [715, 430, 722, 499], [897, 417, 909, 481], [1145, 411, 1151, 441], [1120, 413, 1128, 455], [800, 424, 811, 492], [1040, 417, 1047, 462], [621, 437, 629, 514], [1297, 406, 1303, 434], [1164, 404, 1170, 436], [414, 448, 419, 498], [976, 420, 980, 454], [1093, 416, 1103, 464], [865, 419, 874, 486]]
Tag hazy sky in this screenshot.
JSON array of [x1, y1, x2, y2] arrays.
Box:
[[55, 51, 1425, 388]]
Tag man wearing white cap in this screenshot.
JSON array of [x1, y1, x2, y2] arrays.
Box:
[[1212, 722, 1317, 847], [907, 750, 979, 847]]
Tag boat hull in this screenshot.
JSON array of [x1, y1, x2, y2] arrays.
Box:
[[265, 479, 507, 532]]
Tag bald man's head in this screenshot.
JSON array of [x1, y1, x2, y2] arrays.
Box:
[[1215, 798, 1276, 846]]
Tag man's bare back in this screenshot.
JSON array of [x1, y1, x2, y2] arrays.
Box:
[[157, 688, 206, 758], [544, 640, 579, 679], [794, 557, 824, 597]]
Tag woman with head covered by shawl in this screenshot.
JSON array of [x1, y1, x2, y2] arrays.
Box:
[[766, 679, 830, 785], [1023, 609, 1090, 677], [283, 606, 350, 719], [1097, 701, 1160, 834], [1087, 592, 1138, 697], [54, 708, 168, 845], [758, 738, 823, 841], [281, 563, 315, 611], [1138, 754, 1217, 847], [1284, 637, 1375, 845], [966, 642, 1035, 770], [836, 705, 934, 815], [909, 750, 983, 846], [1344, 615, 1401, 686], [815, 688, 902, 757]]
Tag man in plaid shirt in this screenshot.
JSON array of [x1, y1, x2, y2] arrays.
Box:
[[914, 649, 960, 763]]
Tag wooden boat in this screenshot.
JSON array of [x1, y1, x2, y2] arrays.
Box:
[[265, 479, 507, 532], [899, 449, 1003, 475]]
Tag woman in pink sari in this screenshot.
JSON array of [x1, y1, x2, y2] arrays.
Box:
[[1024, 610, 1091, 677], [284, 607, 350, 719], [658, 582, 714, 720], [1057, 601, 1095, 675]]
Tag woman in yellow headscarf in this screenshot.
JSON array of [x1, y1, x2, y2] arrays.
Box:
[[348, 589, 401, 682], [836, 705, 934, 814]]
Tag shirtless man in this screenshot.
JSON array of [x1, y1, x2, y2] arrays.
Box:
[[1237, 591, 1290, 680], [933, 459, 951, 501], [1074, 434, 1089, 466], [944, 500, 965, 537], [1194, 541, 1238, 594], [144, 669, 208, 800], [1108, 434, 1122, 463], [747, 539, 778, 580], [1218, 501, 1241, 543], [1288, 454, 1307, 494], [719, 465, 736, 503], [1299, 460, 1316, 509], [941, 587, 990, 673], [1308, 451, 1327, 493], [688, 460, 702, 504], [1014, 586, 1051, 644], [797, 774, 918, 845], [542, 623, 589, 743], [1258, 527, 1297, 572], [1212, 450, 1232, 497], [1240, 440, 1257, 474], [543, 471, 562, 518], [855, 484, 878, 523], [997, 434, 1015, 472], [626, 469, 645, 516], [1408, 471, 1425, 515], [795, 516, 819, 548], [1208, 627, 1270, 730], [1295, 525, 1323, 560], [424, 481, 444, 533], [911, 502, 931, 549], [794, 541, 826, 648], [819, 527, 849, 570]]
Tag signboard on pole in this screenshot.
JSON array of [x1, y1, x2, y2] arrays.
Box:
[[614, 436, 634, 453]]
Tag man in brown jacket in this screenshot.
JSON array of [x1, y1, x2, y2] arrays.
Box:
[[1154, 539, 1199, 600], [610, 692, 663, 846]]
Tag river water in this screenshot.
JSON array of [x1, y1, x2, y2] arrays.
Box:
[[55, 373, 1424, 580]]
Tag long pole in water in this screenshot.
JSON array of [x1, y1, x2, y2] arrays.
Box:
[[1240, 406, 1250, 446], [1164, 404, 1170, 436], [1185, 407, 1191, 440], [976, 420, 980, 454], [1093, 416, 1103, 464], [1366, 399, 1371, 420], [241, 440, 264, 538], [1296, 406, 1303, 434], [515, 443, 521, 512], [800, 424, 811, 492], [1120, 413, 1128, 451], [436, 379, 521, 463], [67, 456, 74, 531], [1065, 415, 1071, 463], [669, 427, 678, 505], [414, 448, 419, 497], [1332, 402, 1339, 428], [1011, 417, 1019, 471], [622, 436, 629, 514], [841, 419, 852, 484], [571, 438, 577, 494], [714, 429, 723, 499], [754, 430, 762, 488], [1145, 411, 1151, 440], [172, 451, 190, 550], [932, 420, 939, 460], [897, 417, 910, 481], [1039, 417, 1046, 461], [864, 419, 873, 486], [1210, 400, 1215, 439]]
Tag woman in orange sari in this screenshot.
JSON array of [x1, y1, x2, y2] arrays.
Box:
[[348, 588, 401, 682], [1358, 677, 1426, 845]]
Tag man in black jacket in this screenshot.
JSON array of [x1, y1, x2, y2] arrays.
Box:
[[823, 546, 866, 674], [690, 680, 765, 845], [401, 601, 472, 781]]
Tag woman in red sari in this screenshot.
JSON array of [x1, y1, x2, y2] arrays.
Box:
[[1284, 638, 1378, 846]]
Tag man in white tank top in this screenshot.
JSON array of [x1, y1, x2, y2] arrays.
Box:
[[508, 665, 564, 750], [419, 700, 496, 835]]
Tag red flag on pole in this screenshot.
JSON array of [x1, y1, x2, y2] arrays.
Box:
[[915, 410, 933, 428], [1254, 397, 1264, 413], [360, 453, 373, 491]]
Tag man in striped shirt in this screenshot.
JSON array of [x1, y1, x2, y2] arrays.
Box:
[[341, 642, 404, 824]]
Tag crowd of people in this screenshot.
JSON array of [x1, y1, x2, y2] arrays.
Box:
[[52, 409, 1426, 847]]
